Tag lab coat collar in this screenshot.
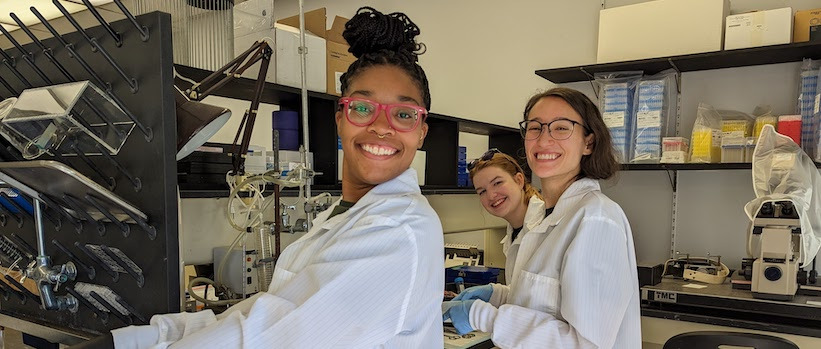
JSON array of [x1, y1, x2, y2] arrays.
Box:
[[313, 168, 421, 230], [501, 196, 546, 254], [538, 178, 600, 229]]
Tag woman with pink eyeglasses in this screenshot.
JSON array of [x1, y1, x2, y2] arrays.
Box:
[[94, 7, 444, 349]]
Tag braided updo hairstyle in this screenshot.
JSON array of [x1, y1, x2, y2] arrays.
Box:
[[340, 7, 431, 110]]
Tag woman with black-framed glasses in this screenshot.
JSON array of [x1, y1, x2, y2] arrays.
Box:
[[443, 88, 641, 349]]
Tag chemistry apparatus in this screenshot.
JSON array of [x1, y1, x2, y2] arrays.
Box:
[[185, 0, 335, 306]]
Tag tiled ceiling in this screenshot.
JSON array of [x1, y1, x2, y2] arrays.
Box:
[[0, 0, 113, 33]]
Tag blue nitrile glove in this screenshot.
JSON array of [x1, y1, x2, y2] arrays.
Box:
[[442, 299, 476, 335], [453, 284, 493, 302]]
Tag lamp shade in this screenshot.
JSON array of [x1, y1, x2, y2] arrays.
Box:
[[175, 86, 231, 160]]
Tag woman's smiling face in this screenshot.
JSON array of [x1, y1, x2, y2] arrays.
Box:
[[336, 65, 428, 188]]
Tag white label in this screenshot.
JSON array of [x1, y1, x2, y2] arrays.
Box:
[[653, 290, 677, 303], [335, 72, 344, 94], [815, 94, 820, 115], [636, 110, 661, 129], [722, 130, 746, 139], [603, 111, 625, 128], [772, 153, 796, 169], [661, 150, 687, 163], [712, 129, 722, 146]]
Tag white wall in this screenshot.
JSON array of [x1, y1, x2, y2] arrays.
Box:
[[261, 0, 821, 270]]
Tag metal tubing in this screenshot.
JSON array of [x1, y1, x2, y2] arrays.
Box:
[[33, 200, 46, 257], [100, 245, 141, 286], [96, 144, 140, 191], [89, 291, 131, 325], [112, 0, 149, 41], [52, 240, 95, 280], [74, 242, 118, 281], [80, 0, 122, 46], [66, 286, 108, 323], [84, 195, 129, 237], [298, 0, 313, 227]]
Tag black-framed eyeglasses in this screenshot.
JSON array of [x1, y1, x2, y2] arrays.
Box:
[[518, 118, 590, 141], [468, 148, 501, 170]]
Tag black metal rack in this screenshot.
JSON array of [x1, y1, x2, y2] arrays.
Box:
[[0, 11, 178, 337]]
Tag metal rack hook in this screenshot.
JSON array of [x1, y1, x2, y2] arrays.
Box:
[[113, 0, 149, 41], [80, 0, 123, 47]]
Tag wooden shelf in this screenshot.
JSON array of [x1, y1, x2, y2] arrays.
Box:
[[535, 41, 821, 84]]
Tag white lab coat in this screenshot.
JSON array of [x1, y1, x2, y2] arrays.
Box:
[[472, 178, 641, 349], [112, 169, 445, 349], [499, 196, 546, 287]]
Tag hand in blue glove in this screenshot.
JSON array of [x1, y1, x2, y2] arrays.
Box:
[[442, 299, 476, 335], [453, 284, 493, 302]]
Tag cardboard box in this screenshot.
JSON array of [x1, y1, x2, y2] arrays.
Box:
[[326, 16, 357, 96], [274, 23, 327, 92], [724, 8, 793, 50], [280, 9, 356, 96], [597, 0, 729, 63], [794, 8, 821, 43]]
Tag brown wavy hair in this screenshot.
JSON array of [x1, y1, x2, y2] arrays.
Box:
[[469, 152, 543, 204], [522, 87, 619, 180]]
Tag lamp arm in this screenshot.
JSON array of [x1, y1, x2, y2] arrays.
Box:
[[231, 45, 272, 175], [187, 40, 271, 101]]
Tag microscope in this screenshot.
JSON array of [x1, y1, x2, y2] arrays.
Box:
[[748, 200, 802, 300]]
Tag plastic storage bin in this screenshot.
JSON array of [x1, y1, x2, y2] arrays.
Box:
[[661, 137, 689, 163], [0, 81, 134, 156], [721, 137, 746, 163]]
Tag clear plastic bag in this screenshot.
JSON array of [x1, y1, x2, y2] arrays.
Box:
[[744, 125, 821, 267], [631, 69, 677, 163], [690, 103, 723, 163], [594, 71, 643, 163]]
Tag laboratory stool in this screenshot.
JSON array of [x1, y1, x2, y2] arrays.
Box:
[[662, 331, 798, 349]]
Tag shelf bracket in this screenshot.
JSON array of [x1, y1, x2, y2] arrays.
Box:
[[579, 67, 599, 99], [667, 58, 682, 93]]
